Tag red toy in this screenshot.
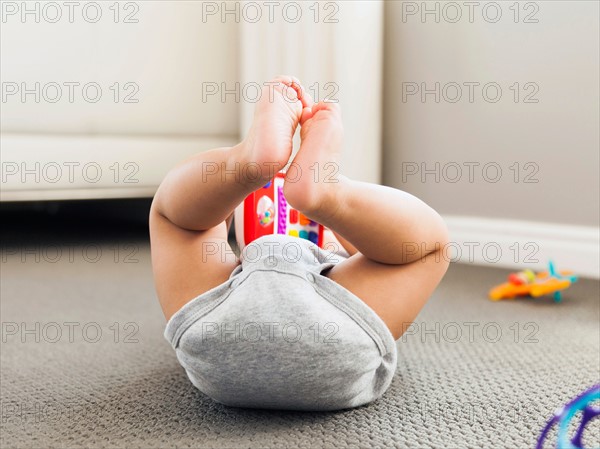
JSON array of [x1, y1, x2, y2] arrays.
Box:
[[234, 173, 324, 248]]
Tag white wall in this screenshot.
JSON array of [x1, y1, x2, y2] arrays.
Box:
[[383, 0, 599, 227], [383, 1, 599, 277]]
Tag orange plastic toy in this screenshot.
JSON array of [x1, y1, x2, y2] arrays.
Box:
[[488, 261, 577, 302]]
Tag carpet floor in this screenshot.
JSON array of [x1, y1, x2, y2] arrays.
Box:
[[1, 202, 599, 448]]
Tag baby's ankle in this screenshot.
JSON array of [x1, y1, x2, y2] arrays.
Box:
[[227, 141, 286, 188], [284, 173, 345, 224]]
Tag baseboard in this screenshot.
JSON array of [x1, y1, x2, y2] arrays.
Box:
[[443, 215, 600, 279]]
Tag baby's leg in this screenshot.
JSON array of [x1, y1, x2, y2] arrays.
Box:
[[316, 183, 450, 340], [150, 144, 258, 320], [285, 102, 450, 340], [150, 76, 307, 319]]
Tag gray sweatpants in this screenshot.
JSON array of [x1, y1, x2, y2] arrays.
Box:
[[165, 234, 397, 411]]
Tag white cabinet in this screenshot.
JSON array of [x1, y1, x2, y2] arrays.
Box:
[[1, 1, 384, 201], [1, 2, 239, 200]]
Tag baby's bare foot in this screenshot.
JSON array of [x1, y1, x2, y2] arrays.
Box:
[[284, 101, 344, 219], [236, 76, 308, 184]]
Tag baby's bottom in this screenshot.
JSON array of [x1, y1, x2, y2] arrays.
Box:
[[165, 234, 397, 411]]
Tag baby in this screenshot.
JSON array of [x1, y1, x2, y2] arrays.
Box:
[[150, 76, 449, 411]]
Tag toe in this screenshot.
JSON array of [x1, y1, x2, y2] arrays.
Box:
[[272, 74, 294, 85], [310, 101, 328, 115], [311, 101, 342, 119], [300, 107, 313, 125], [297, 84, 314, 110], [270, 75, 312, 107]]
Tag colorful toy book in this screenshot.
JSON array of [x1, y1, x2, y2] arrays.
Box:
[[235, 173, 324, 248]]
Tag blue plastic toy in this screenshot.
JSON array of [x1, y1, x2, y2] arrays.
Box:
[[537, 384, 600, 449]]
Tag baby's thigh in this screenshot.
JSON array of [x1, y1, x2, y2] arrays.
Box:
[[150, 212, 239, 320], [325, 252, 448, 340]]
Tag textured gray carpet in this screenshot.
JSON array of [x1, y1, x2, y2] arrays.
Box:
[[1, 202, 599, 448]]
